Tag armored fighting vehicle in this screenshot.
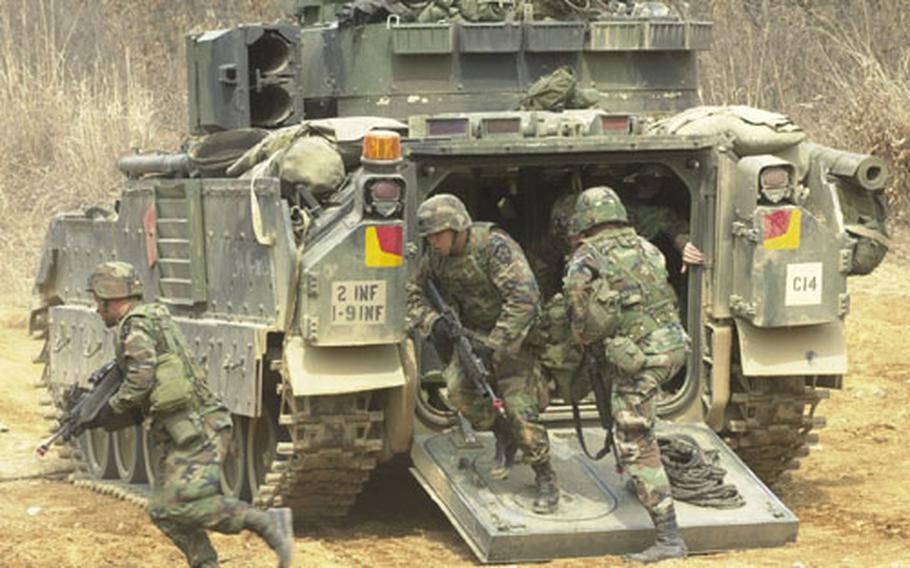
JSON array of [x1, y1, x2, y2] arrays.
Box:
[[30, 0, 889, 561]]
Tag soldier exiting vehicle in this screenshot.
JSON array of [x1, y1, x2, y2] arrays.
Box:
[[563, 186, 691, 563], [81, 261, 294, 568], [407, 194, 560, 514], [621, 165, 704, 273], [528, 193, 587, 403]]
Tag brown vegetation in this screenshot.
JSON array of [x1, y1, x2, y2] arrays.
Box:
[[1, 0, 907, 297], [694, 0, 910, 212]]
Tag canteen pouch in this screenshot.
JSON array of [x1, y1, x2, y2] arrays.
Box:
[[150, 353, 195, 414], [605, 336, 647, 375], [160, 407, 203, 447]]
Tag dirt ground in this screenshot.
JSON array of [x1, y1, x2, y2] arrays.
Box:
[[1, 243, 909, 568]]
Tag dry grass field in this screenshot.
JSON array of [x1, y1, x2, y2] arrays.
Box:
[[0, 0, 908, 297], [0, 2, 909, 566]]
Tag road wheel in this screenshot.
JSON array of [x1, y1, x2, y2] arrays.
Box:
[[221, 415, 249, 500], [142, 428, 159, 485], [112, 425, 147, 483], [80, 428, 117, 479], [246, 400, 280, 502]]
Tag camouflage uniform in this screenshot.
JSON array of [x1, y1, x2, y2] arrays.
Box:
[[407, 194, 559, 513], [408, 223, 548, 459], [535, 193, 690, 404], [527, 194, 586, 401], [87, 262, 293, 568], [626, 201, 690, 255], [563, 187, 689, 563]]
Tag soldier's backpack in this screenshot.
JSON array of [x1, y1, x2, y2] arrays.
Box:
[[518, 66, 578, 111]]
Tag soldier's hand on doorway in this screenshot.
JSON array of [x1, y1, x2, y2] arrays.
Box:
[[681, 242, 705, 273]]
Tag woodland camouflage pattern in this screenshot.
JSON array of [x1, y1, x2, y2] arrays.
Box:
[[527, 193, 577, 299], [526, 193, 585, 397], [408, 223, 540, 355], [563, 192, 689, 521], [407, 217, 550, 464], [568, 185, 628, 235], [416, 193, 472, 237], [533, 191, 689, 401], [86, 260, 144, 300], [108, 301, 259, 567], [625, 201, 690, 253]]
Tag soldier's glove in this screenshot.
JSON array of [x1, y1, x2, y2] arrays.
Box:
[[84, 401, 143, 433], [472, 343, 495, 369], [77, 402, 116, 435], [429, 318, 454, 363]]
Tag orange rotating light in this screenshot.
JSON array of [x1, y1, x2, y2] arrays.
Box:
[[362, 130, 402, 163]]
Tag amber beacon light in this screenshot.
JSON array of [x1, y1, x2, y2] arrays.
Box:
[[362, 130, 402, 163]]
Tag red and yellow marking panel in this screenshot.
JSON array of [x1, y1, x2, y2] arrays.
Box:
[[365, 225, 403, 267], [763, 209, 801, 250]]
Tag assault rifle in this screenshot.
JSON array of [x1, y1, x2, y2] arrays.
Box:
[[423, 278, 505, 417], [36, 361, 124, 457], [572, 351, 622, 473]]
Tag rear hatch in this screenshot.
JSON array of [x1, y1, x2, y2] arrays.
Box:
[[410, 422, 797, 563]]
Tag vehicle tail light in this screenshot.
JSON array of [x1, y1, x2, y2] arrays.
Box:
[[427, 118, 470, 137], [601, 115, 631, 133], [481, 117, 521, 136], [362, 130, 402, 163], [760, 166, 789, 188], [367, 179, 403, 217], [759, 166, 792, 203]]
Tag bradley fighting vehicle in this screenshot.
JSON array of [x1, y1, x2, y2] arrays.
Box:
[[30, 0, 889, 562]]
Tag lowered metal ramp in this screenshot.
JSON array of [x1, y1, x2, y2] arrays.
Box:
[[410, 422, 798, 563]]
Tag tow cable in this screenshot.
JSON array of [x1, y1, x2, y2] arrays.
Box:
[[658, 433, 745, 509]]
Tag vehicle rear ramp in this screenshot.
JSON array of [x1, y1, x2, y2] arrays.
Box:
[[410, 422, 797, 563]]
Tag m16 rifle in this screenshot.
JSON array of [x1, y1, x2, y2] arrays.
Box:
[[423, 278, 505, 417], [572, 351, 621, 473], [36, 361, 125, 457]]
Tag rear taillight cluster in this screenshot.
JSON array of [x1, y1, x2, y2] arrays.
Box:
[[361, 130, 404, 218], [367, 179, 403, 217]]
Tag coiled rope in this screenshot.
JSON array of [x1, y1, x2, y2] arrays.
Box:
[[658, 433, 745, 509]]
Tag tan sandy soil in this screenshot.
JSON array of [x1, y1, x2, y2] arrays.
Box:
[[1, 238, 909, 567]]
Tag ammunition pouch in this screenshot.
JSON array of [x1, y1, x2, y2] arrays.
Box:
[[150, 353, 195, 414], [605, 336, 647, 375], [578, 279, 621, 344], [618, 299, 678, 343]]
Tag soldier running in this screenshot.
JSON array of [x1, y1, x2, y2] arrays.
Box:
[[563, 186, 691, 563], [406, 194, 560, 514], [82, 261, 294, 568]]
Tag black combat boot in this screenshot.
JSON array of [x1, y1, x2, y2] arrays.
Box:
[[531, 461, 559, 514], [490, 419, 518, 480], [243, 507, 294, 568], [623, 506, 688, 564]]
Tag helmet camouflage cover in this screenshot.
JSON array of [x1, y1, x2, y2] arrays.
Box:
[[417, 194, 472, 237], [569, 185, 628, 235], [87, 261, 144, 300]]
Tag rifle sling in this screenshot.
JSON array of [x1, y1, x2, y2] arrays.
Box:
[[571, 401, 612, 461]]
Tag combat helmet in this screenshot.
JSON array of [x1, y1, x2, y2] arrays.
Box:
[[570, 185, 628, 235], [86, 261, 144, 300], [549, 193, 579, 240], [417, 194, 472, 237]]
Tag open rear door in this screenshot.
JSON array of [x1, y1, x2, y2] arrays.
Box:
[[410, 422, 797, 563]]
